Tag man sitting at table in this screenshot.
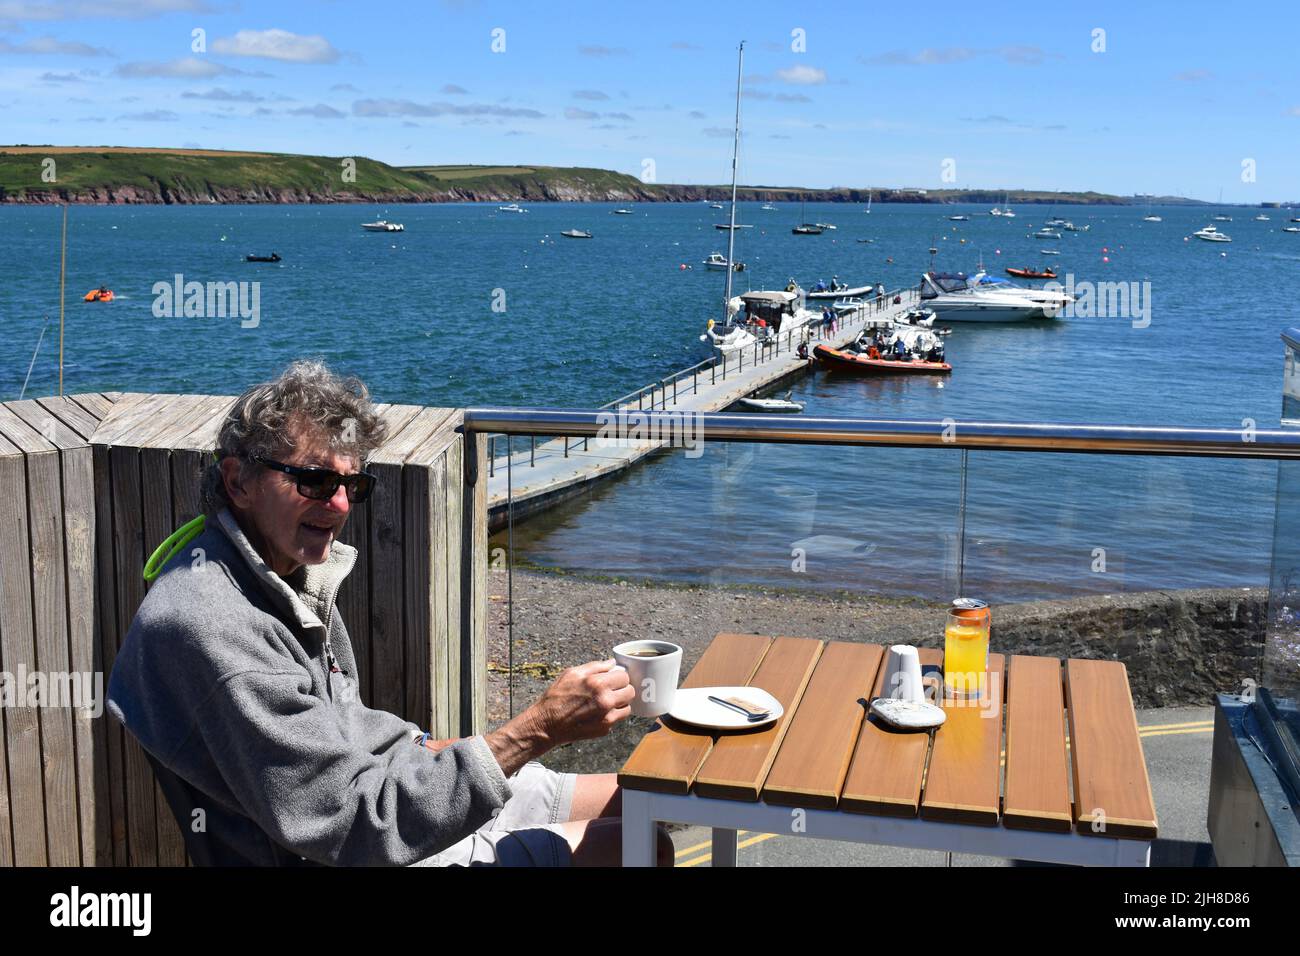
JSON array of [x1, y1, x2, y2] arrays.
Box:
[[107, 359, 673, 867]]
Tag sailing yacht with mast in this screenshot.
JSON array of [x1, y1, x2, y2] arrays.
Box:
[[704, 42, 757, 354], [704, 42, 817, 354]]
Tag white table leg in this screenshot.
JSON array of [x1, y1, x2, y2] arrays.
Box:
[[712, 828, 738, 867], [621, 789, 657, 867]]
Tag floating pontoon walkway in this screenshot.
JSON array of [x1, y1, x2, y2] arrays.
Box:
[[481, 288, 922, 529]]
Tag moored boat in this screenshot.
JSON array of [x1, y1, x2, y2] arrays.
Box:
[[83, 287, 114, 303], [814, 342, 950, 375], [561, 229, 593, 239], [362, 219, 404, 231], [805, 276, 871, 299], [703, 252, 745, 271], [1005, 266, 1058, 279], [1193, 225, 1231, 242], [245, 253, 281, 262], [736, 394, 804, 413]]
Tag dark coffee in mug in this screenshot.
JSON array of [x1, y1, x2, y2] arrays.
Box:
[[624, 648, 667, 657]]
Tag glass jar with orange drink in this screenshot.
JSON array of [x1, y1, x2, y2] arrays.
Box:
[[944, 598, 990, 700]]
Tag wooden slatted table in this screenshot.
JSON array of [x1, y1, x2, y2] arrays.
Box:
[[619, 634, 1157, 867]]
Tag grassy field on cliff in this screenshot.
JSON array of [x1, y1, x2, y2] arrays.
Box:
[[0, 147, 1148, 204], [0, 147, 439, 197]]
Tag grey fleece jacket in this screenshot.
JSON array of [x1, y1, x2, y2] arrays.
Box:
[[107, 509, 512, 866]]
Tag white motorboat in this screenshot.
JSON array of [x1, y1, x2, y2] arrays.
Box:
[[1283, 226, 1300, 234], [1033, 229, 1062, 239], [814, 222, 837, 230], [706, 290, 820, 353], [703, 252, 745, 271], [560, 229, 592, 239], [1040, 248, 1061, 255], [1193, 225, 1231, 243], [1255, 214, 1270, 221], [1214, 214, 1232, 222], [710, 202, 724, 209], [613, 208, 633, 215], [948, 214, 970, 221], [715, 222, 753, 230], [497, 203, 528, 213], [918, 271, 1069, 322], [761, 203, 777, 211], [1143, 215, 1163, 222], [362, 219, 404, 232], [805, 277, 871, 300], [1062, 222, 1089, 232], [895, 307, 938, 328]]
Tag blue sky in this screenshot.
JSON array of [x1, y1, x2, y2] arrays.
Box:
[[2, 0, 1298, 200]]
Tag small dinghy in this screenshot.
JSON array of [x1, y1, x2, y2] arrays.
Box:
[[805, 277, 872, 299], [736, 391, 804, 413], [1005, 266, 1057, 279], [246, 253, 281, 262], [561, 229, 593, 239], [84, 287, 114, 302]]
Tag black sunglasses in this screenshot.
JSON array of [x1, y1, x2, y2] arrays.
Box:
[[251, 455, 377, 503]]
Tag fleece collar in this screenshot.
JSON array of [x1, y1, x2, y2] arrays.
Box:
[[215, 509, 357, 637]]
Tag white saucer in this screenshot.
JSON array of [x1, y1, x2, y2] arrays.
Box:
[[668, 686, 783, 730]]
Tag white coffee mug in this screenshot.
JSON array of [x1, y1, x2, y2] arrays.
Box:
[[611, 640, 682, 718]]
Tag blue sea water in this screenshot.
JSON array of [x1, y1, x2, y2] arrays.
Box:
[[1, 200, 1291, 601]]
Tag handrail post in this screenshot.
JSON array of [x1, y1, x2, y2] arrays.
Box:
[[489, 435, 495, 478], [563, 436, 569, 458], [530, 435, 535, 467]]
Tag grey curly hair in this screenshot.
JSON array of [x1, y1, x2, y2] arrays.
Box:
[[201, 359, 389, 517]]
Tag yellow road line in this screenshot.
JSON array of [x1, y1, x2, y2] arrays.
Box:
[[1140, 726, 1216, 738], [674, 830, 749, 859], [1138, 719, 1213, 732], [679, 831, 778, 867]]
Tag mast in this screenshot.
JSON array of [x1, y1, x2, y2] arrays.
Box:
[[722, 40, 744, 321]]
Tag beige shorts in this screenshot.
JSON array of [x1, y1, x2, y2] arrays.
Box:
[[415, 761, 576, 867]]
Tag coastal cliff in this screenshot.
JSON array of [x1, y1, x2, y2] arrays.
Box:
[[0, 146, 1140, 206]]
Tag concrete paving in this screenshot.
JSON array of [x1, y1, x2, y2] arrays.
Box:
[[667, 705, 1216, 867]]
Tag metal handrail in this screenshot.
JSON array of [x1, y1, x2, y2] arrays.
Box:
[[465, 408, 1300, 460]]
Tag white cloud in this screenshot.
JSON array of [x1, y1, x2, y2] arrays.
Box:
[[0, 35, 112, 55], [353, 98, 545, 119], [117, 109, 179, 121], [182, 88, 265, 102], [0, 0, 211, 20], [115, 57, 243, 78], [775, 65, 825, 85], [211, 29, 340, 64], [287, 103, 345, 119]]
